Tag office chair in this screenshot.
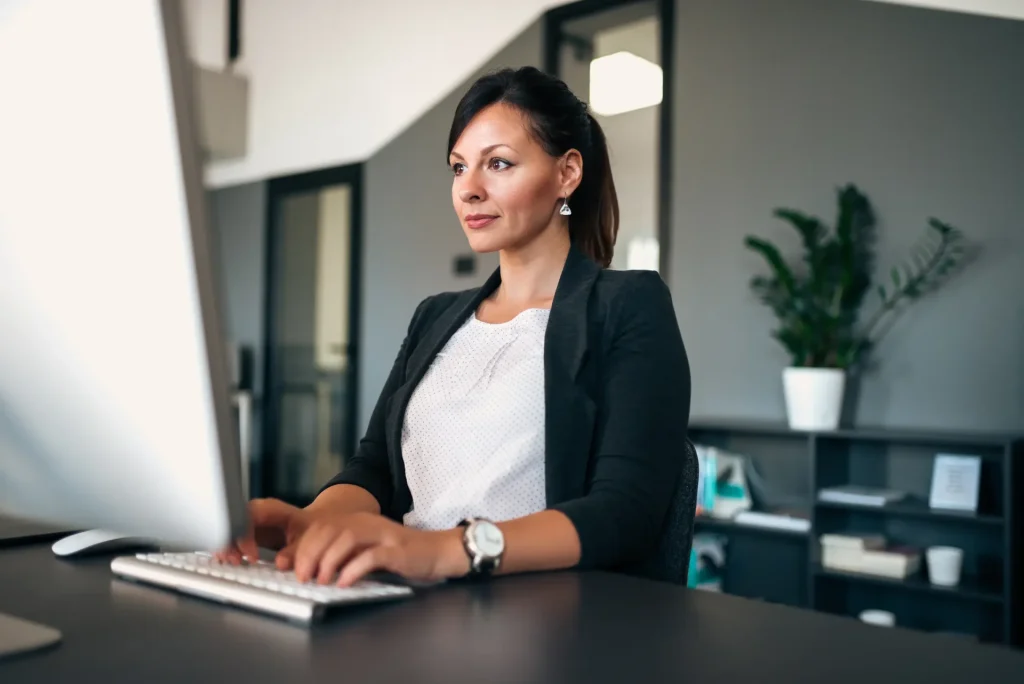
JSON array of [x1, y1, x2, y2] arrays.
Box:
[[629, 437, 699, 586]]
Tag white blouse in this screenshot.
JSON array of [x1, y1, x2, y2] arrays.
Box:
[[400, 307, 549, 531]]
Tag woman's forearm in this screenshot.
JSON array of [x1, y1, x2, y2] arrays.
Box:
[[307, 484, 381, 518], [496, 509, 581, 574], [436, 509, 582, 577]]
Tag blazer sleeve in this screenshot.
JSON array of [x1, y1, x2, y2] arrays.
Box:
[[318, 296, 432, 513], [552, 271, 691, 570]]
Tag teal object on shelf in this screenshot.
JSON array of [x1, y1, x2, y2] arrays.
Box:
[[687, 548, 699, 588]]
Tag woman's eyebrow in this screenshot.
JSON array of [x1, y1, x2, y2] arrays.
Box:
[[449, 143, 517, 161]]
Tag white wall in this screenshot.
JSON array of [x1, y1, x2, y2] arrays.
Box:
[[185, 0, 565, 189]]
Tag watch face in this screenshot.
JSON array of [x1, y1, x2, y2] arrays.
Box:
[[472, 521, 504, 557]]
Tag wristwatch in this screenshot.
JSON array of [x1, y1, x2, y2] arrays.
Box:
[[458, 518, 505, 577]]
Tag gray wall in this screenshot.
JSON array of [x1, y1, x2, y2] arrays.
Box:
[[358, 21, 544, 434], [209, 181, 267, 458], [672, 0, 1024, 431]]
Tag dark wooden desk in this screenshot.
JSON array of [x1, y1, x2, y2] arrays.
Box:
[[2, 542, 1023, 682]]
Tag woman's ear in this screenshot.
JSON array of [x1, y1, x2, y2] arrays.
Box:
[[559, 149, 583, 198]]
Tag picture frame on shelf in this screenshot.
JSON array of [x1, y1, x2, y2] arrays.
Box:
[[928, 454, 981, 512]]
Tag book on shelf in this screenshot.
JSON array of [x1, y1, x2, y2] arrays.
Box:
[[823, 546, 921, 579], [819, 533, 886, 550], [820, 533, 921, 579], [861, 546, 921, 579], [689, 533, 727, 592], [733, 509, 810, 533], [694, 444, 752, 519], [818, 485, 908, 507]]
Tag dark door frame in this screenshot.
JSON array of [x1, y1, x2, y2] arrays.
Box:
[[543, 0, 675, 281], [260, 163, 364, 504]]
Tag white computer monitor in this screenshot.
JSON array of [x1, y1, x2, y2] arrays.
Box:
[[0, 0, 247, 551]]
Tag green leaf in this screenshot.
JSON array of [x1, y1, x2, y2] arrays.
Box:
[[773, 208, 826, 254], [744, 236, 796, 296]]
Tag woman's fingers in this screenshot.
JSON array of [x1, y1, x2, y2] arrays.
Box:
[[237, 532, 260, 563], [316, 530, 365, 585], [215, 538, 250, 565], [337, 546, 402, 587], [292, 523, 345, 582], [275, 543, 296, 571]]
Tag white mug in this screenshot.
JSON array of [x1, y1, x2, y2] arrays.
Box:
[[860, 609, 895, 627], [926, 546, 964, 587]]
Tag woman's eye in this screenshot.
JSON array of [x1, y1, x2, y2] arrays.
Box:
[[489, 158, 511, 171], [451, 162, 467, 176]]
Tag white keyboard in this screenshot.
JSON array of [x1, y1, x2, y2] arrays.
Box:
[[111, 552, 414, 623]]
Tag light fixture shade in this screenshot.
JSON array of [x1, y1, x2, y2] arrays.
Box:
[[589, 51, 663, 117]]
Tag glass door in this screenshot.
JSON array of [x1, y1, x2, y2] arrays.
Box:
[[549, 0, 667, 274], [262, 165, 362, 504]]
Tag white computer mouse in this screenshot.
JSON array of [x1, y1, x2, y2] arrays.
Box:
[[51, 529, 155, 558]]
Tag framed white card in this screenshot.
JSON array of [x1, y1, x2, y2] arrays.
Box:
[[929, 454, 981, 512]]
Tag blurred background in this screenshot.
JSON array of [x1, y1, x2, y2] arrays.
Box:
[[186, 0, 1023, 644]]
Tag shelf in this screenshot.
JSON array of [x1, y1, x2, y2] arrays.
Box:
[[688, 419, 1022, 448], [694, 515, 809, 540], [815, 499, 1003, 526], [815, 427, 1021, 448], [813, 564, 1004, 604], [689, 419, 808, 438]]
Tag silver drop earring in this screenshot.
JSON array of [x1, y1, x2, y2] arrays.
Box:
[[559, 197, 572, 216]]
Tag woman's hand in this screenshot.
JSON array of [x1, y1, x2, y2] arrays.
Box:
[[290, 512, 470, 587], [218, 497, 311, 565]]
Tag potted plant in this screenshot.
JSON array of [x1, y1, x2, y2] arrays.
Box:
[[744, 184, 969, 431]]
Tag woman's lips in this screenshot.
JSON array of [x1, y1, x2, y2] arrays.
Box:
[[465, 215, 497, 229]]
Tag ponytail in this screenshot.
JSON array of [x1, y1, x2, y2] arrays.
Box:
[[569, 114, 619, 268]]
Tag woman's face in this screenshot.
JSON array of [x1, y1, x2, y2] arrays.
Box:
[[449, 103, 578, 255]]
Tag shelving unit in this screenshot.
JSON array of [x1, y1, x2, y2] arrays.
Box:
[[814, 499, 1004, 526], [688, 419, 1023, 647], [694, 514, 808, 540], [812, 564, 1004, 604]]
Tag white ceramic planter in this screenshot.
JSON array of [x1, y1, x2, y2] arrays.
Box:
[[782, 367, 846, 431]]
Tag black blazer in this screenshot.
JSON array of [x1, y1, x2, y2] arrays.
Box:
[[322, 245, 691, 572]]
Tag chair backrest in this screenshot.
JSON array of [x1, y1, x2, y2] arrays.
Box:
[[629, 437, 700, 585]]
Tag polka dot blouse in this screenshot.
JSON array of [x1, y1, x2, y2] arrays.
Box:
[[401, 307, 549, 531]]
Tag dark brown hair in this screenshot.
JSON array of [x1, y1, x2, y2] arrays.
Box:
[[447, 66, 619, 267]]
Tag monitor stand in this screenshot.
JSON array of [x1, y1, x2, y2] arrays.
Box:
[[0, 612, 61, 660]]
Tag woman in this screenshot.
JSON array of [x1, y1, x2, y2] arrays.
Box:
[[226, 66, 691, 587]]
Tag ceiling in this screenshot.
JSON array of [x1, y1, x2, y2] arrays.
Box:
[[184, 0, 566, 188], [863, 0, 1024, 21]]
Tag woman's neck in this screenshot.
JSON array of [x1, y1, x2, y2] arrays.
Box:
[[495, 225, 571, 307]]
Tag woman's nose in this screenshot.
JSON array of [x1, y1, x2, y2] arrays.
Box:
[[458, 173, 486, 203]]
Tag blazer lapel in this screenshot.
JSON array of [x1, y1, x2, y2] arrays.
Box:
[[544, 245, 601, 504]]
